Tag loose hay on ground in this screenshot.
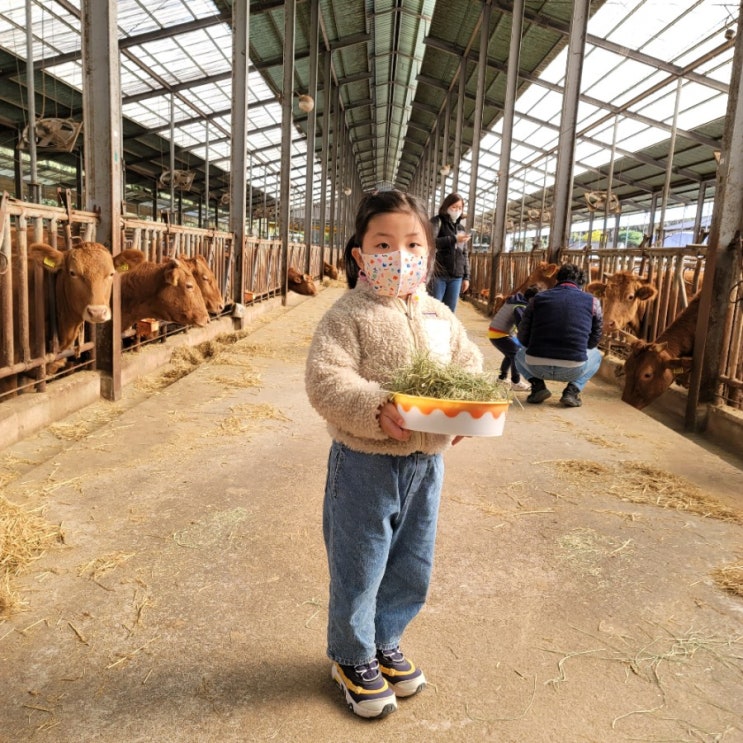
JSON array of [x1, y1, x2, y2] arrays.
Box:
[[46, 405, 125, 442], [77, 551, 134, 580], [548, 459, 743, 524], [711, 561, 743, 598], [205, 403, 290, 437], [0, 496, 60, 616], [135, 332, 259, 393]]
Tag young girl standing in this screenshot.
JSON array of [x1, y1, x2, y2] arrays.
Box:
[[305, 190, 483, 719]]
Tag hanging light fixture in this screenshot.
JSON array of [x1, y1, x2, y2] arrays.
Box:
[[297, 94, 315, 113], [439, 163, 451, 177], [343, 187, 352, 196]]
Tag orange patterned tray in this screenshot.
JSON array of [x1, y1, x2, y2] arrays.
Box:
[[392, 393, 511, 437]]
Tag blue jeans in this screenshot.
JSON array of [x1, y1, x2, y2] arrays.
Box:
[[430, 276, 463, 313], [514, 347, 603, 391], [323, 441, 444, 666]]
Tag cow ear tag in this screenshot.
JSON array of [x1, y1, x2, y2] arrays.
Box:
[[43, 257, 57, 268], [117, 261, 129, 272]]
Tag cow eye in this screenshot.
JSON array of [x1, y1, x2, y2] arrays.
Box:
[[642, 371, 653, 380], [628, 294, 634, 300], [68, 269, 78, 277]]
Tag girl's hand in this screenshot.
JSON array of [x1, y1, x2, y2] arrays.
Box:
[[456, 232, 470, 243], [377, 401, 412, 441]]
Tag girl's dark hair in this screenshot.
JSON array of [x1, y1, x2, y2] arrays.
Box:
[[351, 190, 436, 281], [438, 192, 464, 218], [344, 234, 361, 288], [523, 284, 541, 300]]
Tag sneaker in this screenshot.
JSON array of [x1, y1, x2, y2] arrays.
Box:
[[526, 378, 552, 404], [510, 380, 531, 392], [331, 660, 398, 719], [376, 647, 426, 697], [560, 382, 582, 407]]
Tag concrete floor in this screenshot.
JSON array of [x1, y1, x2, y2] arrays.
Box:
[[1, 285, 742, 743]]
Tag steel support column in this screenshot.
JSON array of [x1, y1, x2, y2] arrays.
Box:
[[279, 0, 296, 303], [453, 64, 466, 194], [548, 0, 589, 263], [319, 50, 332, 258], [229, 0, 250, 303], [686, 1, 743, 427], [81, 0, 123, 400], [491, 0, 524, 310], [303, 0, 320, 272], [467, 3, 490, 235]]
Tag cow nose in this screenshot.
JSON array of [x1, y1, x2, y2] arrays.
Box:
[[86, 305, 112, 323]]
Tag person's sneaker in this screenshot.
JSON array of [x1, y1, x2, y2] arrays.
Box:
[[331, 660, 398, 718], [560, 382, 582, 407], [526, 378, 552, 404], [510, 379, 531, 392], [376, 647, 426, 697]]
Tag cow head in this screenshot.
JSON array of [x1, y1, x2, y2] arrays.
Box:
[[179, 254, 225, 314], [587, 271, 658, 334], [30, 241, 116, 326], [158, 259, 210, 326], [621, 339, 693, 410], [288, 267, 317, 296], [323, 261, 339, 281], [530, 261, 559, 289]]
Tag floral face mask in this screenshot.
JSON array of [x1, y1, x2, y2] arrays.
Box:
[[359, 249, 427, 298]]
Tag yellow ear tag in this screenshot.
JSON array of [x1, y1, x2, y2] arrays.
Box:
[[43, 257, 57, 268], [119, 262, 129, 271]]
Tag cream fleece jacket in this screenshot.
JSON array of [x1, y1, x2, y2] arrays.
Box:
[[305, 281, 484, 456]]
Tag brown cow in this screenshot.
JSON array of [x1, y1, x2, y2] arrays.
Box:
[[116, 249, 224, 315], [114, 255, 210, 329], [621, 294, 699, 410], [179, 254, 225, 314], [1, 241, 118, 390], [288, 267, 317, 296], [323, 261, 339, 281], [28, 242, 117, 350], [586, 271, 658, 334], [490, 261, 558, 314]]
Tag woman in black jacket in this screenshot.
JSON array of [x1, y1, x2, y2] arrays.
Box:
[[430, 192, 471, 312]]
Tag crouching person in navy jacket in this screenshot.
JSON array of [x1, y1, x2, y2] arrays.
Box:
[[514, 263, 603, 407]]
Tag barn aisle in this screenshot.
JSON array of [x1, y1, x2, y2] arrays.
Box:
[[1, 286, 742, 743]]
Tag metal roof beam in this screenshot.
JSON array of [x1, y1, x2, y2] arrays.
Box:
[[122, 71, 232, 105], [32, 13, 228, 71], [336, 72, 373, 87], [497, 0, 732, 95]]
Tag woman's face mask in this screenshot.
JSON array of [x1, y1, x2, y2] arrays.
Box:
[[358, 248, 427, 298], [447, 207, 463, 221]]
